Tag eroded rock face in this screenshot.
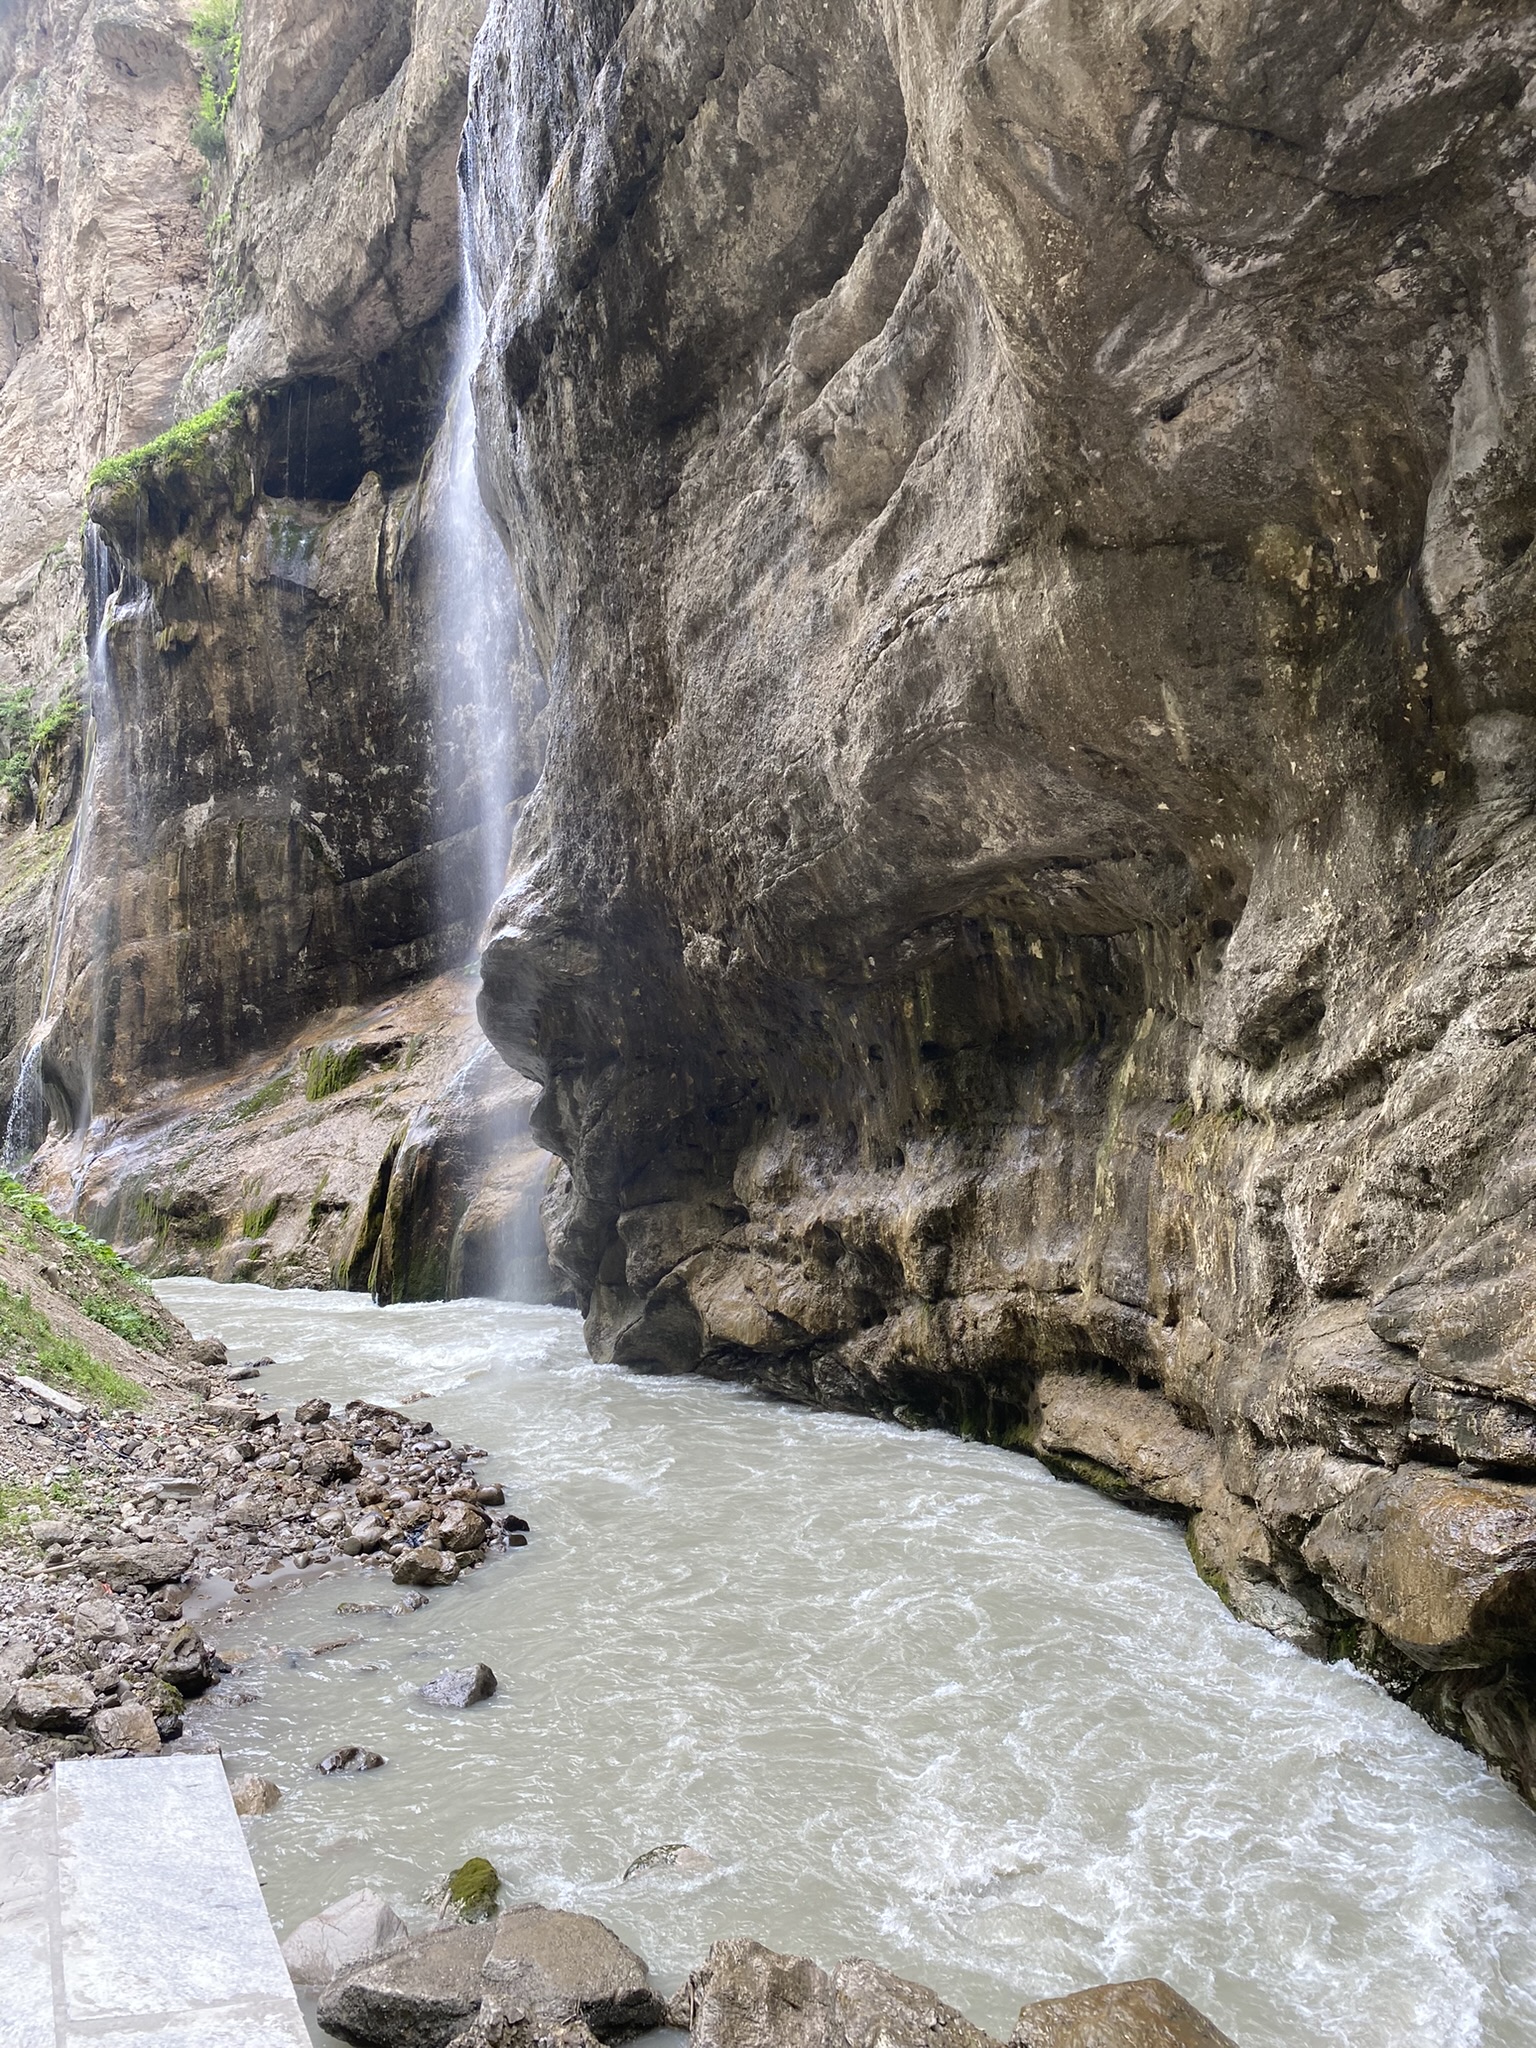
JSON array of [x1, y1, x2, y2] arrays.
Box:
[[466, 0, 1536, 1788]]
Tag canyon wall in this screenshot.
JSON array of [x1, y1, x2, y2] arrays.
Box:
[[0, 0, 555, 1301], [467, 0, 1536, 1791]]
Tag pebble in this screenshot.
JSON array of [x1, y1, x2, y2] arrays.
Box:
[[0, 1359, 530, 1796]]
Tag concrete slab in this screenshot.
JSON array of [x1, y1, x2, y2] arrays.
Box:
[[0, 1787, 59, 2048], [52, 1754, 309, 2047]]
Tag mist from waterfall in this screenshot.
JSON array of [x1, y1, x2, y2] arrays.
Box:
[[432, 234, 523, 935]]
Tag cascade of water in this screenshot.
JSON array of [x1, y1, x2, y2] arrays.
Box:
[[1, 523, 118, 1166], [433, 221, 524, 932]]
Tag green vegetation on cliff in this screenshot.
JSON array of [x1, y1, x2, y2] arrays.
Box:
[[189, 0, 241, 162], [87, 392, 247, 500], [0, 1173, 147, 1290]]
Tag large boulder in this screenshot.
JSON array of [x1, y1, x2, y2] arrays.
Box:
[[482, 1905, 666, 2039], [317, 1924, 495, 2048], [419, 1665, 498, 1709], [12, 1675, 96, 1733], [679, 1940, 1002, 2048], [89, 1702, 162, 1755], [1013, 1981, 1237, 2048], [283, 1889, 410, 1986], [76, 1543, 193, 1590]]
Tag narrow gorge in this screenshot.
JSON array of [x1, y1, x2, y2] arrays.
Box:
[[4, 1, 1536, 2041]]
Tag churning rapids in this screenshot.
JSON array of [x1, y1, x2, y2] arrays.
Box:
[[156, 1281, 1536, 2048]]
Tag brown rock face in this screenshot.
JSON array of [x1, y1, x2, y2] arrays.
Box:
[[1013, 1979, 1237, 2048], [465, 0, 1536, 1786]]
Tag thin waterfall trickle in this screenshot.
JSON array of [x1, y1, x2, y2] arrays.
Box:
[[2, 522, 118, 1165], [432, 230, 523, 932]]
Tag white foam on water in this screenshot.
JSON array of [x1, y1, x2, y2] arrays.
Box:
[[157, 1280, 1536, 2048]]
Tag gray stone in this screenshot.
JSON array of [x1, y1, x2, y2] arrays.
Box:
[[317, 1923, 495, 2047], [14, 1675, 97, 1734], [438, 1501, 491, 1553], [316, 1745, 387, 1774], [677, 1941, 1000, 2048], [90, 1701, 163, 1755], [230, 1774, 284, 1815], [77, 1542, 194, 1590], [295, 1398, 333, 1424], [483, 1904, 666, 2039], [1012, 1980, 1238, 2048], [156, 1623, 217, 1697], [419, 1664, 498, 1709], [282, 1888, 409, 1985], [392, 1547, 460, 1588]]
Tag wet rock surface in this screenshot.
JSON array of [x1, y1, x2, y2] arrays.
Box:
[[420, 1663, 499, 1708], [1012, 1980, 1238, 2048], [465, 0, 1536, 1795], [318, 1922, 498, 2047]]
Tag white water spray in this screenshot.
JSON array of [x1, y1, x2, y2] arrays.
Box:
[[2, 523, 118, 1165], [432, 235, 523, 931]]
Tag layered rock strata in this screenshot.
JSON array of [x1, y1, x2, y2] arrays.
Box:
[[0, 0, 552, 1303], [467, 0, 1536, 1790]]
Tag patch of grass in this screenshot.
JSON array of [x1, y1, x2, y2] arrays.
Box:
[[87, 391, 246, 498], [230, 1067, 293, 1121], [238, 1193, 280, 1239], [0, 84, 40, 186], [305, 1042, 367, 1102], [1169, 1101, 1196, 1133], [0, 1282, 144, 1410], [0, 1174, 148, 1289], [188, 0, 240, 162], [82, 1294, 169, 1353]]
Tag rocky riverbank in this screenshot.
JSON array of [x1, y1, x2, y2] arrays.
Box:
[[1, 1258, 527, 1793], [275, 1899, 1237, 2048]]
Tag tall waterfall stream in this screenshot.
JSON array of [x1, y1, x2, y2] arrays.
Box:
[[156, 1280, 1536, 2048]]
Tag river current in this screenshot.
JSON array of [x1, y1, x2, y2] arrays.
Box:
[[156, 1280, 1536, 2048]]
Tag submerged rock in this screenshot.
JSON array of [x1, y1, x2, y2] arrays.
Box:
[[621, 1843, 714, 1880], [284, 1888, 410, 1986], [1012, 1980, 1237, 2048], [316, 1745, 387, 1774], [420, 1665, 498, 1709]]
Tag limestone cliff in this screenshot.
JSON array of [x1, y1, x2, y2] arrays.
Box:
[[467, 0, 1536, 1791], [0, 0, 555, 1302]]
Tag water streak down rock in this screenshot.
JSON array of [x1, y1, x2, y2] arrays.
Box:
[[465, 0, 1536, 1792]]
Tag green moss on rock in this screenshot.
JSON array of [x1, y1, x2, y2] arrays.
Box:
[[446, 1857, 500, 1922]]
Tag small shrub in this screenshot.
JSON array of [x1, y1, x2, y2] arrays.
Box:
[[305, 1042, 367, 1102], [0, 1174, 147, 1288], [188, 0, 240, 162], [82, 1295, 169, 1353]]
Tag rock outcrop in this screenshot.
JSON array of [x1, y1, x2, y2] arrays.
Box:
[[466, 0, 1536, 1789], [0, 0, 553, 1305]]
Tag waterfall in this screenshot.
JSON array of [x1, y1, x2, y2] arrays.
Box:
[[2, 523, 117, 1166], [433, 230, 523, 934]]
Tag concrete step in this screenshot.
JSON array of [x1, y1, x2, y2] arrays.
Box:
[[1, 1754, 310, 2048]]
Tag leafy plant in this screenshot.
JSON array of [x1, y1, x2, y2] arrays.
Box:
[[188, 0, 241, 162], [0, 1173, 147, 1288], [82, 1294, 169, 1353], [0, 1282, 144, 1410]]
